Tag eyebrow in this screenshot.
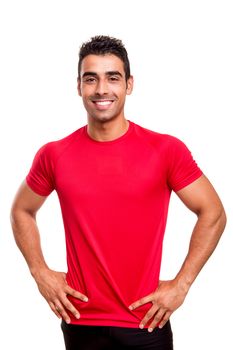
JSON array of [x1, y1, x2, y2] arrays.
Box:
[[82, 71, 123, 78]]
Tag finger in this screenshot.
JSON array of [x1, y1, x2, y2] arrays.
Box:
[[138, 304, 159, 329], [60, 296, 81, 319], [129, 294, 154, 310], [147, 309, 166, 332], [49, 301, 62, 319], [158, 311, 171, 329], [65, 286, 88, 302], [53, 299, 71, 324]]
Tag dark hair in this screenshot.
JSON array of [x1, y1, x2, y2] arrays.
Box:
[[78, 35, 131, 81]]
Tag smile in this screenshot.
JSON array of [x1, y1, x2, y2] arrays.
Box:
[[92, 99, 115, 110], [94, 100, 113, 106]]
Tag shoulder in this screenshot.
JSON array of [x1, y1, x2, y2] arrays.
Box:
[[35, 126, 84, 161], [133, 122, 186, 150]]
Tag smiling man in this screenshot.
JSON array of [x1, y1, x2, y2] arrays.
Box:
[[78, 52, 133, 131], [10, 36, 226, 350]]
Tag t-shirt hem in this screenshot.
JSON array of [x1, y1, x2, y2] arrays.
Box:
[[173, 170, 203, 192], [69, 319, 149, 329], [25, 176, 52, 197]]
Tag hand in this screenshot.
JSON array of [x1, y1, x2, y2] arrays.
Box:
[[34, 268, 88, 323], [128, 279, 188, 332]]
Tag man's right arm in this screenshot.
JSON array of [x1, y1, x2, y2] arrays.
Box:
[[10, 180, 88, 323]]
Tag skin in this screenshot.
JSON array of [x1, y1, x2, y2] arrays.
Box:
[[10, 53, 226, 330], [128, 175, 226, 332], [77, 54, 133, 141]]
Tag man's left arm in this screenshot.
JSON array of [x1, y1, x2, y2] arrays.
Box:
[[128, 174, 227, 332]]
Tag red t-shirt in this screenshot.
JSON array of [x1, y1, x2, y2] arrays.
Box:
[[26, 120, 203, 328]]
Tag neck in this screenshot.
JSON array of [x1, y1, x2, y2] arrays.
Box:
[[86, 116, 129, 142]]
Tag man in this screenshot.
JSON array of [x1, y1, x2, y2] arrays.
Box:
[[10, 35, 226, 350]]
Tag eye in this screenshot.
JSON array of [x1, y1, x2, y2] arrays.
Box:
[[83, 77, 96, 83], [109, 76, 119, 81]]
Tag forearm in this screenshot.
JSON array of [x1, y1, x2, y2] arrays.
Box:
[[174, 208, 226, 293], [10, 209, 49, 278]]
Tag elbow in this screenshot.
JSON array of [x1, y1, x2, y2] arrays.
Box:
[[10, 200, 22, 227], [10, 205, 35, 232], [201, 204, 227, 238], [218, 206, 227, 233], [213, 207, 227, 244], [10, 206, 21, 233], [10, 204, 17, 228], [197, 202, 227, 236]]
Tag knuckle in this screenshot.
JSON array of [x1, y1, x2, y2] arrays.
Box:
[[154, 311, 165, 322], [155, 318, 162, 325], [66, 304, 78, 316], [140, 319, 146, 326], [65, 286, 73, 294], [157, 302, 164, 309], [146, 311, 154, 318], [53, 298, 60, 306], [53, 305, 58, 312], [55, 305, 61, 312], [63, 301, 71, 309], [60, 309, 67, 317], [154, 315, 161, 322], [66, 288, 79, 299], [69, 291, 76, 298], [58, 290, 66, 298]]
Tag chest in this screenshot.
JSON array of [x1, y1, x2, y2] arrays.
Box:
[[55, 145, 167, 203]]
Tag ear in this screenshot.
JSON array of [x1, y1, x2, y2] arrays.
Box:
[[126, 75, 134, 95], [77, 77, 82, 96]]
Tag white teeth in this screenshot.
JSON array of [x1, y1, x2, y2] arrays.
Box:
[[95, 101, 112, 106]]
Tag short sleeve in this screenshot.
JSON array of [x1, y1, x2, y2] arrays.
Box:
[[166, 136, 203, 192], [25, 143, 55, 196]]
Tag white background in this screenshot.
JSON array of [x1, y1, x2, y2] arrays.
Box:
[[0, 0, 232, 349]]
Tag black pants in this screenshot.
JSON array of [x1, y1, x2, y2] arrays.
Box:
[[61, 319, 173, 350]]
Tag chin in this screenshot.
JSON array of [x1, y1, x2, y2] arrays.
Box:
[[90, 114, 118, 123]]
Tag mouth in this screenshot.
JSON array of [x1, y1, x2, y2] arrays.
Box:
[[91, 99, 115, 110]]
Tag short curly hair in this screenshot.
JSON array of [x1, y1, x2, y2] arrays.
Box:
[[78, 35, 131, 81]]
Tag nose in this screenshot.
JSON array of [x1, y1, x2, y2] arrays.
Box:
[[95, 78, 109, 96]]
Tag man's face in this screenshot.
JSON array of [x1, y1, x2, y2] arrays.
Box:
[[78, 54, 133, 123]]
